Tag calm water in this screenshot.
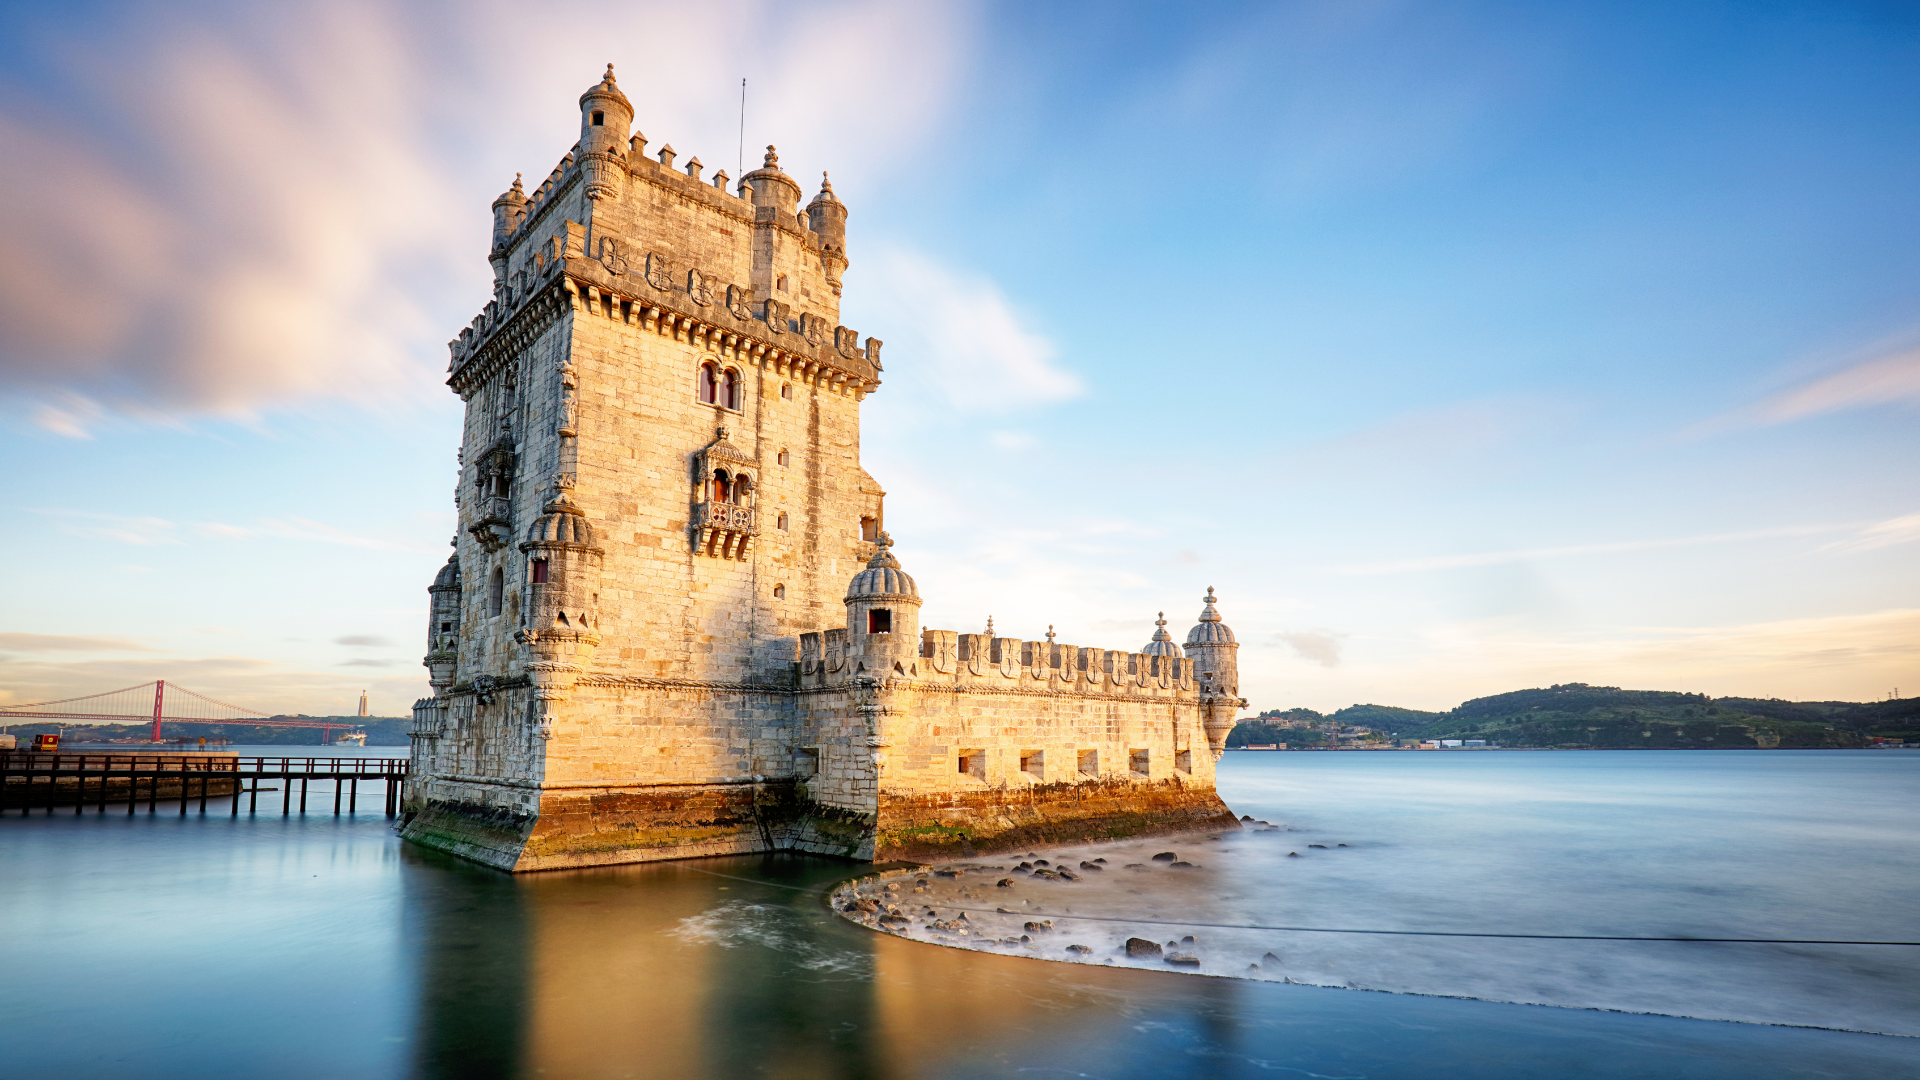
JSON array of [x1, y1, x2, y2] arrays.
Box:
[[2, 748, 1915, 1079]]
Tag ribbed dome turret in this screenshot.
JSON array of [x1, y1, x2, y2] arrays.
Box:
[[525, 493, 598, 549], [1185, 587, 1236, 646], [844, 533, 919, 601], [1141, 613, 1184, 657], [431, 554, 461, 591], [578, 63, 631, 113]]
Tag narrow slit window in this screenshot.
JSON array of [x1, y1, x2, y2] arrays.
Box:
[[777, 449, 790, 466], [488, 567, 504, 617], [773, 583, 786, 599], [698, 362, 718, 404], [781, 383, 793, 400], [531, 560, 549, 584], [591, 110, 605, 126], [722, 368, 741, 410], [776, 512, 789, 531], [868, 608, 892, 634]]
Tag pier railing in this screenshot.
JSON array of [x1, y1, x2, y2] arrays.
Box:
[[0, 752, 410, 817]]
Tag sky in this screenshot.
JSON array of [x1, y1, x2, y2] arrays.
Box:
[[0, 0, 1916, 719]]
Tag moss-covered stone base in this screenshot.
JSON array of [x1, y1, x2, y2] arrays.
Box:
[[403, 777, 1236, 871], [400, 781, 881, 871], [874, 778, 1240, 861]]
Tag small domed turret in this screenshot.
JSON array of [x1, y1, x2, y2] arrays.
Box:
[[1141, 613, 1183, 657], [845, 532, 918, 601], [1185, 586, 1235, 647], [806, 172, 847, 254], [843, 533, 923, 673], [741, 144, 802, 216], [525, 493, 597, 549], [1183, 586, 1243, 761], [578, 63, 633, 157]]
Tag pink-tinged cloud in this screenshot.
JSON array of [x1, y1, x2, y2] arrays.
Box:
[[0, 0, 976, 435], [1753, 347, 1920, 424]]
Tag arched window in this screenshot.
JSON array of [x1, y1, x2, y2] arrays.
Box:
[[712, 470, 731, 503], [488, 567, 504, 617], [776, 512, 789, 531], [722, 368, 740, 410], [732, 474, 753, 506], [773, 583, 786, 599], [697, 362, 718, 404]]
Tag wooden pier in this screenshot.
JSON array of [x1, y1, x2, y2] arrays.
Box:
[[0, 751, 409, 817]]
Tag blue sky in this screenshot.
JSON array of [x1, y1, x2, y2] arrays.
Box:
[[1, 0, 1915, 718]]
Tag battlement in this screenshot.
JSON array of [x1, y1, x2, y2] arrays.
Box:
[[797, 627, 1196, 696]]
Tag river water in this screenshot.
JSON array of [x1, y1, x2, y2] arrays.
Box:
[[2, 747, 1915, 1078]]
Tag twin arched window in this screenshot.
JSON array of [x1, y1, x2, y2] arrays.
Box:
[[697, 362, 741, 410], [712, 470, 752, 505]]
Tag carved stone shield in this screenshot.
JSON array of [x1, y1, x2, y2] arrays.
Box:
[[686, 268, 713, 306], [644, 252, 674, 291]]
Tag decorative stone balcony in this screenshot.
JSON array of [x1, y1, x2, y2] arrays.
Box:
[[468, 495, 513, 550], [694, 500, 756, 560]]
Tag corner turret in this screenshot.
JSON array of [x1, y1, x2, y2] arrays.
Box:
[[844, 533, 922, 676], [578, 64, 632, 201], [806, 172, 849, 296], [489, 175, 528, 287], [1184, 587, 1245, 759]]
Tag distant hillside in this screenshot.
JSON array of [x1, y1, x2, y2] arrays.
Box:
[[1232, 685, 1918, 750], [1, 716, 411, 747]]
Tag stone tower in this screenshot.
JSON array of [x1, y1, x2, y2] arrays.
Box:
[[1183, 587, 1246, 756], [402, 66, 1240, 871]]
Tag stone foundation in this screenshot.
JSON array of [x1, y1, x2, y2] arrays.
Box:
[[402, 780, 881, 872], [874, 779, 1240, 862]]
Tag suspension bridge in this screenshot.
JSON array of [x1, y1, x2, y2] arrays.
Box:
[[0, 680, 364, 743]]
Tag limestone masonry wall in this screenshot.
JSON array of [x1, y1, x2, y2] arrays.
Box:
[[401, 66, 1244, 872]]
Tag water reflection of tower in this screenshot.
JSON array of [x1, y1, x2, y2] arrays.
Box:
[[358, 691, 369, 718]]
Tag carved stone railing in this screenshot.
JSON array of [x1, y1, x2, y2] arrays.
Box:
[[694, 501, 756, 560]]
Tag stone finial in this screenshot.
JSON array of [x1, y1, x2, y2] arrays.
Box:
[[1046, 625, 1056, 643], [764, 145, 779, 168], [1199, 587, 1221, 621], [985, 616, 994, 636], [511, 173, 524, 196], [604, 63, 617, 83]]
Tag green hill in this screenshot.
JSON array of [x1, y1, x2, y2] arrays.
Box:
[[1232, 684, 1918, 749]]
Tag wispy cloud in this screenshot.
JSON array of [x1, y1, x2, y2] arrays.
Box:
[[1333, 523, 1843, 576], [36, 509, 184, 546], [1692, 344, 1920, 438], [1750, 347, 1920, 424], [1824, 512, 1920, 554], [864, 247, 1083, 414], [334, 635, 393, 647], [1274, 629, 1345, 667], [0, 633, 163, 653]]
